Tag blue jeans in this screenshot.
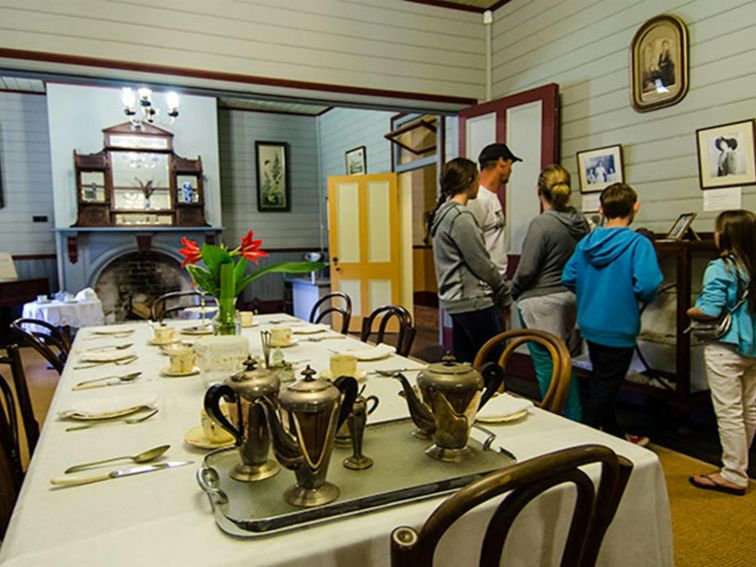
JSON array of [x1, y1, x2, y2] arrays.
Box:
[[518, 311, 582, 421]]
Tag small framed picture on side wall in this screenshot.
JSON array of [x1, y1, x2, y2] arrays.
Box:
[[577, 145, 624, 193], [345, 146, 367, 176], [695, 119, 756, 190], [665, 212, 697, 241]]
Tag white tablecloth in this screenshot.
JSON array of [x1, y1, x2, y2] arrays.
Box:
[[21, 299, 105, 328], [0, 315, 674, 566]]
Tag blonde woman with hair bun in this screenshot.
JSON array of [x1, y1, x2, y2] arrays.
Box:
[[511, 164, 589, 421]]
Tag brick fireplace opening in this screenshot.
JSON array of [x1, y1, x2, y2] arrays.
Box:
[[95, 251, 194, 322]]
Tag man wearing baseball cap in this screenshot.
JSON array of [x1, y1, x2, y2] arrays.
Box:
[[467, 143, 522, 278]]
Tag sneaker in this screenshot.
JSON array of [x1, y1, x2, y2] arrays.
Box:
[[625, 434, 650, 447]]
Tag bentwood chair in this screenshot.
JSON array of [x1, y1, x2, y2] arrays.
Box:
[[0, 346, 39, 457], [0, 368, 24, 539], [390, 444, 634, 567], [360, 305, 416, 358], [151, 291, 218, 322], [309, 292, 352, 334], [10, 319, 71, 375], [473, 329, 573, 416]]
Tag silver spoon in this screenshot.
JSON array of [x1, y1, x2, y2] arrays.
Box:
[[65, 408, 158, 431], [64, 444, 170, 473], [72, 371, 142, 390]]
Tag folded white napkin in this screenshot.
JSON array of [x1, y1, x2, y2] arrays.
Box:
[[58, 394, 158, 419], [293, 323, 331, 334], [75, 287, 98, 301], [477, 394, 534, 421], [334, 343, 396, 361], [89, 325, 134, 335], [78, 351, 136, 363]]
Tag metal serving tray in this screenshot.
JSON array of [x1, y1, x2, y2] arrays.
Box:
[[196, 418, 516, 537]]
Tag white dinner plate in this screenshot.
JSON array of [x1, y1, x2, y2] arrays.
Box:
[[476, 409, 529, 424]]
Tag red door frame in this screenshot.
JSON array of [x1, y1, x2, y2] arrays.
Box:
[[444, 84, 560, 348]]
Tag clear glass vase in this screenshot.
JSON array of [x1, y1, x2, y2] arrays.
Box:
[[212, 262, 240, 336]]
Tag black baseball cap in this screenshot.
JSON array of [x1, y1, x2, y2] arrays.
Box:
[[478, 143, 522, 166]]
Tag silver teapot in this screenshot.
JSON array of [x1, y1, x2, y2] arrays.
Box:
[[204, 356, 280, 482], [258, 366, 357, 507], [393, 355, 503, 462]]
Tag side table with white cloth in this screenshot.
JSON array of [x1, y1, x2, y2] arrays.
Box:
[[0, 314, 674, 566], [21, 298, 105, 332]]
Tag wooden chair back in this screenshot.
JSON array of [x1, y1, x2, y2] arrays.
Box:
[[391, 444, 633, 567], [473, 329, 573, 415], [360, 305, 416, 357], [309, 292, 352, 334], [150, 291, 218, 322], [10, 318, 71, 374], [0, 370, 23, 539], [0, 345, 40, 457]]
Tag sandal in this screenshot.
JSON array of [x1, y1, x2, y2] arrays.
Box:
[[689, 473, 746, 496]]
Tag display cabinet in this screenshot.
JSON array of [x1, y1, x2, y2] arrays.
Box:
[[74, 122, 206, 227]]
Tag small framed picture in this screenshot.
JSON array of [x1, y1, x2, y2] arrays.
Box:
[[583, 210, 604, 231], [345, 146, 367, 176], [665, 212, 697, 241], [576, 145, 624, 193], [255, 141, 290, 212], [630, 14, 689, 112], [695, 120, 756, 189]]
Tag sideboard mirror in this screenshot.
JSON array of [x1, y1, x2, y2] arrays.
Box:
[[74, 122, 206, 227]]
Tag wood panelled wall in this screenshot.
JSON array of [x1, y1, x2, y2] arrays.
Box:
[[492, 0, 756, 232], [0, 92, 54, 255], [0, 0, 486, 100]]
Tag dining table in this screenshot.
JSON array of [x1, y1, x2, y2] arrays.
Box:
[[0, 314, 674, 566]]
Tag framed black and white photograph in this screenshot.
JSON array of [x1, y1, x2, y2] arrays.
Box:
[[696, 120, 756, 190], [665, 212, 697, 241], [255, 141, 290, 211], [345, 146, 366, 176], [630, 14, 689, 112], [577, 145, 624, 193]]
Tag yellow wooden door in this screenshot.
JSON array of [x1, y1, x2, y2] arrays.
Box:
[[327, 173, 400, 333]]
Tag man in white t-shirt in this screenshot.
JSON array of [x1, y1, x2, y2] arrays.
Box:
[[467, 143, 521, 278]]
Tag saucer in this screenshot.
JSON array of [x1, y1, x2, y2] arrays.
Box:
[[36, 299, 51, 304], [241, 322, 258, 328], [184, 425, 235, 450], [319, 369, 367, 382], [148, 337, 179, 346], [180, 325, 214, 336], [160, 366, 200, 378], [476, 409, 529, 424], [270, 338, 299, 348]]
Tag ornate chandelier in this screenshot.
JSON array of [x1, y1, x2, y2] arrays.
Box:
[[121, 87, 180, 128]]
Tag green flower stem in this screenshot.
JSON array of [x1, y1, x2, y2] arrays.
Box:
[[215, 262, 237, 335]]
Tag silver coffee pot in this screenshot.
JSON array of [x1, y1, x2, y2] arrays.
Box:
[[204, 356, 280, 482]]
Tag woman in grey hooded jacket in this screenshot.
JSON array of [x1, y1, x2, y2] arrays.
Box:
[[511, 164, 588, 420], [428, 158, 511, 363]]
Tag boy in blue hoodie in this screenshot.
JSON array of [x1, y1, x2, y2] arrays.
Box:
[[562, 183, 663, 438]]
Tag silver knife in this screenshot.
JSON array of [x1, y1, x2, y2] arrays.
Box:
[[50, 460, 193, 488]]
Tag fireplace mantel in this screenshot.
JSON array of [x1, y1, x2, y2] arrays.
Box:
[[54, 226, 223, 293]]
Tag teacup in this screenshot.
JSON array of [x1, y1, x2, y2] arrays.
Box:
[[168, 345, 195, 374], [36, 294, 48, 303], [154, 325, 175, 344], [330, 353, 357, 377], [239, 311, 254, 328], [200, 409, 234, 444], [270, 327, 292, 346]]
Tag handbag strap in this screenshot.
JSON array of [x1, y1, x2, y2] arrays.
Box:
[[725, 255, 749, 315]]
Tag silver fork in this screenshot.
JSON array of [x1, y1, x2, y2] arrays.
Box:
[[73, 355, 138, 370]]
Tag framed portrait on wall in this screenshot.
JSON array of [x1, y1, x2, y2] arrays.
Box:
[[576, 145, 624, 193], [696, 120, 756, 189], [630, 14, 689, 112], [345, 146, 366, 176], [255, 141, 290, 212]]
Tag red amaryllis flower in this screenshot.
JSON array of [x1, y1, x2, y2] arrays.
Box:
[[179, 237, 202, 267], [239, 230, 269, 264]]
